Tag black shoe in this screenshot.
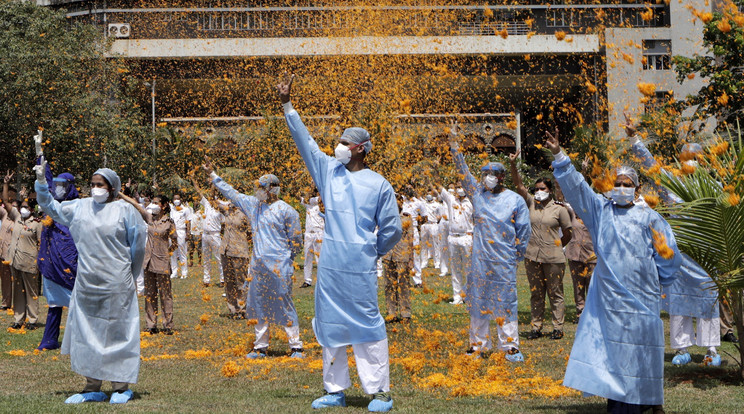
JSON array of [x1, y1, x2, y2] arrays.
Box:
[[145, 327, 159, 335], [722, 332, 739, 343], [0, 306, 9, 310], [9, 322, 22, 330], [162, 328, 174, 335], [218, 282, 225, 288], [399, 316, 411, 324], [24, 323, 37, 331], [550, 330, 564, 340], [385, 316, 400, 324], [413, 283, 423, 289], [526, 330, 542, 340], [300, 282, 312, 288]]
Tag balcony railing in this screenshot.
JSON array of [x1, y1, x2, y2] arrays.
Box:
[[62, 4, 668, 40]]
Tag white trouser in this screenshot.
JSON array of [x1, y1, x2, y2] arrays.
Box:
[[412, 226, 422, 284], [670, 315, 721, 349], [439, 223, 449, 275], [322, 338, 390, 395], [469, 316, 519, 352], [170, 229, 189, 278], [202, 232, 223, 284], [448, 234, 472, 301], [420, 223, 440, 269], [136, 269, 145, 295], [303, 232, 322, 284], [253, 321, 303, 350], [376, 257, 383, 279]]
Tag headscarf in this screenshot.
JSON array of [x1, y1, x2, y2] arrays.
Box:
[[93, 168, 121, 195], [53, 173, 79, 201]]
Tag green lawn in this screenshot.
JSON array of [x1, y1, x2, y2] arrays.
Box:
[[0, 261, 741, 413]]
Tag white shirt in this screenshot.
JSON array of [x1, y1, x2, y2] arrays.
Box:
[[302, 197, 325, 234], [200, 196, 224, 233], [440, 189, 473, 235], [189, 209, 203, 235], [402, 197, 426, 221], [424, 200, 442, 223], [170, 204, 193, 231]]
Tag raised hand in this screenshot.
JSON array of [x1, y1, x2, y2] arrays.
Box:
[[508, 149, 521, 164], [201, 156, 214, 175], [621, 111, 637, 138], [545, 128, 561, 155], [33, 156, 47, 184], [277, 72, 295, 104], [3, 170, 14, 184], [448, 122, 460, 151], [34, 129, 43, 157]]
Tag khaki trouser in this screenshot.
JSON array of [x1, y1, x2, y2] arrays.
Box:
[[0, 262, 12, 308], [568, 261, 595, 317], [525, 259, 565, 332], [222, 255, 248, 316], [11, 267, 38, 325], [144, 270, 174, 330], [83, 377, 128, 393], [383, 259, 412, 318]]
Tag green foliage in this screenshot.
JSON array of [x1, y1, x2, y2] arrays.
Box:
[[0, 1, 150, 187], [673, 2, 744, 127]]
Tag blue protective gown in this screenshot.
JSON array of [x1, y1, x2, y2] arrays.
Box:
[[35, 181, 146, 384], [452, 150, 531, 322], [212, 175, 302, 326], [552, 155, 681, 405], [630, 141, 719, 319], [284, 103, 402, 348], [36, 157, 78, 306]]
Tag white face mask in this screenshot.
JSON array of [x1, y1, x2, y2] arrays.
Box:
[[426, 195, 433, 202], [91, 187, 109, 204], [484, 175, 498, 190], [146, 203, 161, 215], [309, 196, 319, 206], [334, 143, 352, 165], [610, 186, 635, 206], [173, 199, 181, 206], [448, 189, 455, 194], [20, 207, 31, 219], [54, 185, 67, 199], [456, 188, 466, 197], [255, 188, 268, 202], [138, 197, 145, 204], [534, 190, 550, 202]]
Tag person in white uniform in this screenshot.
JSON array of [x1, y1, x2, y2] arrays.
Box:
[[436, 184, 474, 305], [169, 194, 192, 279], [191, 178, 224, 287], [420, 193, 442, 271], [300, 188, 324, 288]]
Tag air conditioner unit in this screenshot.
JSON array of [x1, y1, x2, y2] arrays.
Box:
[[108, 23, 131, 38]]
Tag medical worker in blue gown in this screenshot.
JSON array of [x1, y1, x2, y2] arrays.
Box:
[[34, 159, 146, 405], [278, 74, 402, 413], [448, 126, 531, 362], [33, 132, 79, 351], [545, 130, 681, 414], [200, 161, 304, 358], [623, 114, 721, 367]]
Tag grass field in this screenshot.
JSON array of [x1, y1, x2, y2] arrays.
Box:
[[1, 261, 742, 413]]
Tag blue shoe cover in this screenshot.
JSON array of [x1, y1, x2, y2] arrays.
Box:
[[672, 352, 691, 366], [290, 351, 304, 359], [506, 350, 524, 363], [110, 389, 133, 404], [311, 392, 346, 409], [65, 392, 107, 404], [246, 349, 267, 359], [368, 395, 393, 412], [705, 354, 722, 367]]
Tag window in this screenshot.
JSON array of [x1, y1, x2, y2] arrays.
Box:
[[546, 10, 574, 27], [643, 40, 671, 70]]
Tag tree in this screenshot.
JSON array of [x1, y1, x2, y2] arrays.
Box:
[[673, 0, 744, 128], [0, 1, 150, 185]]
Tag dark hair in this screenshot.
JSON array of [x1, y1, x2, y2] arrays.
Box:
[[535, 177, 553, 192], [153, 195, 171, 215]]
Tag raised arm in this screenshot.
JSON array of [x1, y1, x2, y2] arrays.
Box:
[[508, 150, 530, 201], [119, 191, 152, 225], [546, 129, 605, 231], [449, 124, 478, 198], [649, 215, 682, 287], [2, 170, 13, 216], [125, 206, 147, 279], [278, 74, 331, 191], [201, 158, 258, 218], [375, 182, 403, 257]]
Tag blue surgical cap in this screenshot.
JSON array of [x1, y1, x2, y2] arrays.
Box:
[[93, 168, 121, 194], [616, 166, 639, 187], [481, 162, 506, 173], [258, 174, 280, 187], [341, 127, 372, 154]]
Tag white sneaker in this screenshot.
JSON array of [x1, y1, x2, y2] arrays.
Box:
[[170, 274, 177, 279]]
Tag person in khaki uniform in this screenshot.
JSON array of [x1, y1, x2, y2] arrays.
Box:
[[139, 195, 178, 334], [509, 153, 572, 340], [3, 175, 43, 330], [0, 194, 16, 310], [220, 202, 251, 318], [564, 205, 596, 320], [382, 196, 414, 323]]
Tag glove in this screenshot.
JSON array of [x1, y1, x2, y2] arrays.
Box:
[[34, 130, 43, 157], [34, 156, 47, 185]]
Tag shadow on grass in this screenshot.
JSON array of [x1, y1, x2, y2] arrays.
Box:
[[52, 390, 152, 401], [531, 402, 606, 413], [665, 353, 742, 390]]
